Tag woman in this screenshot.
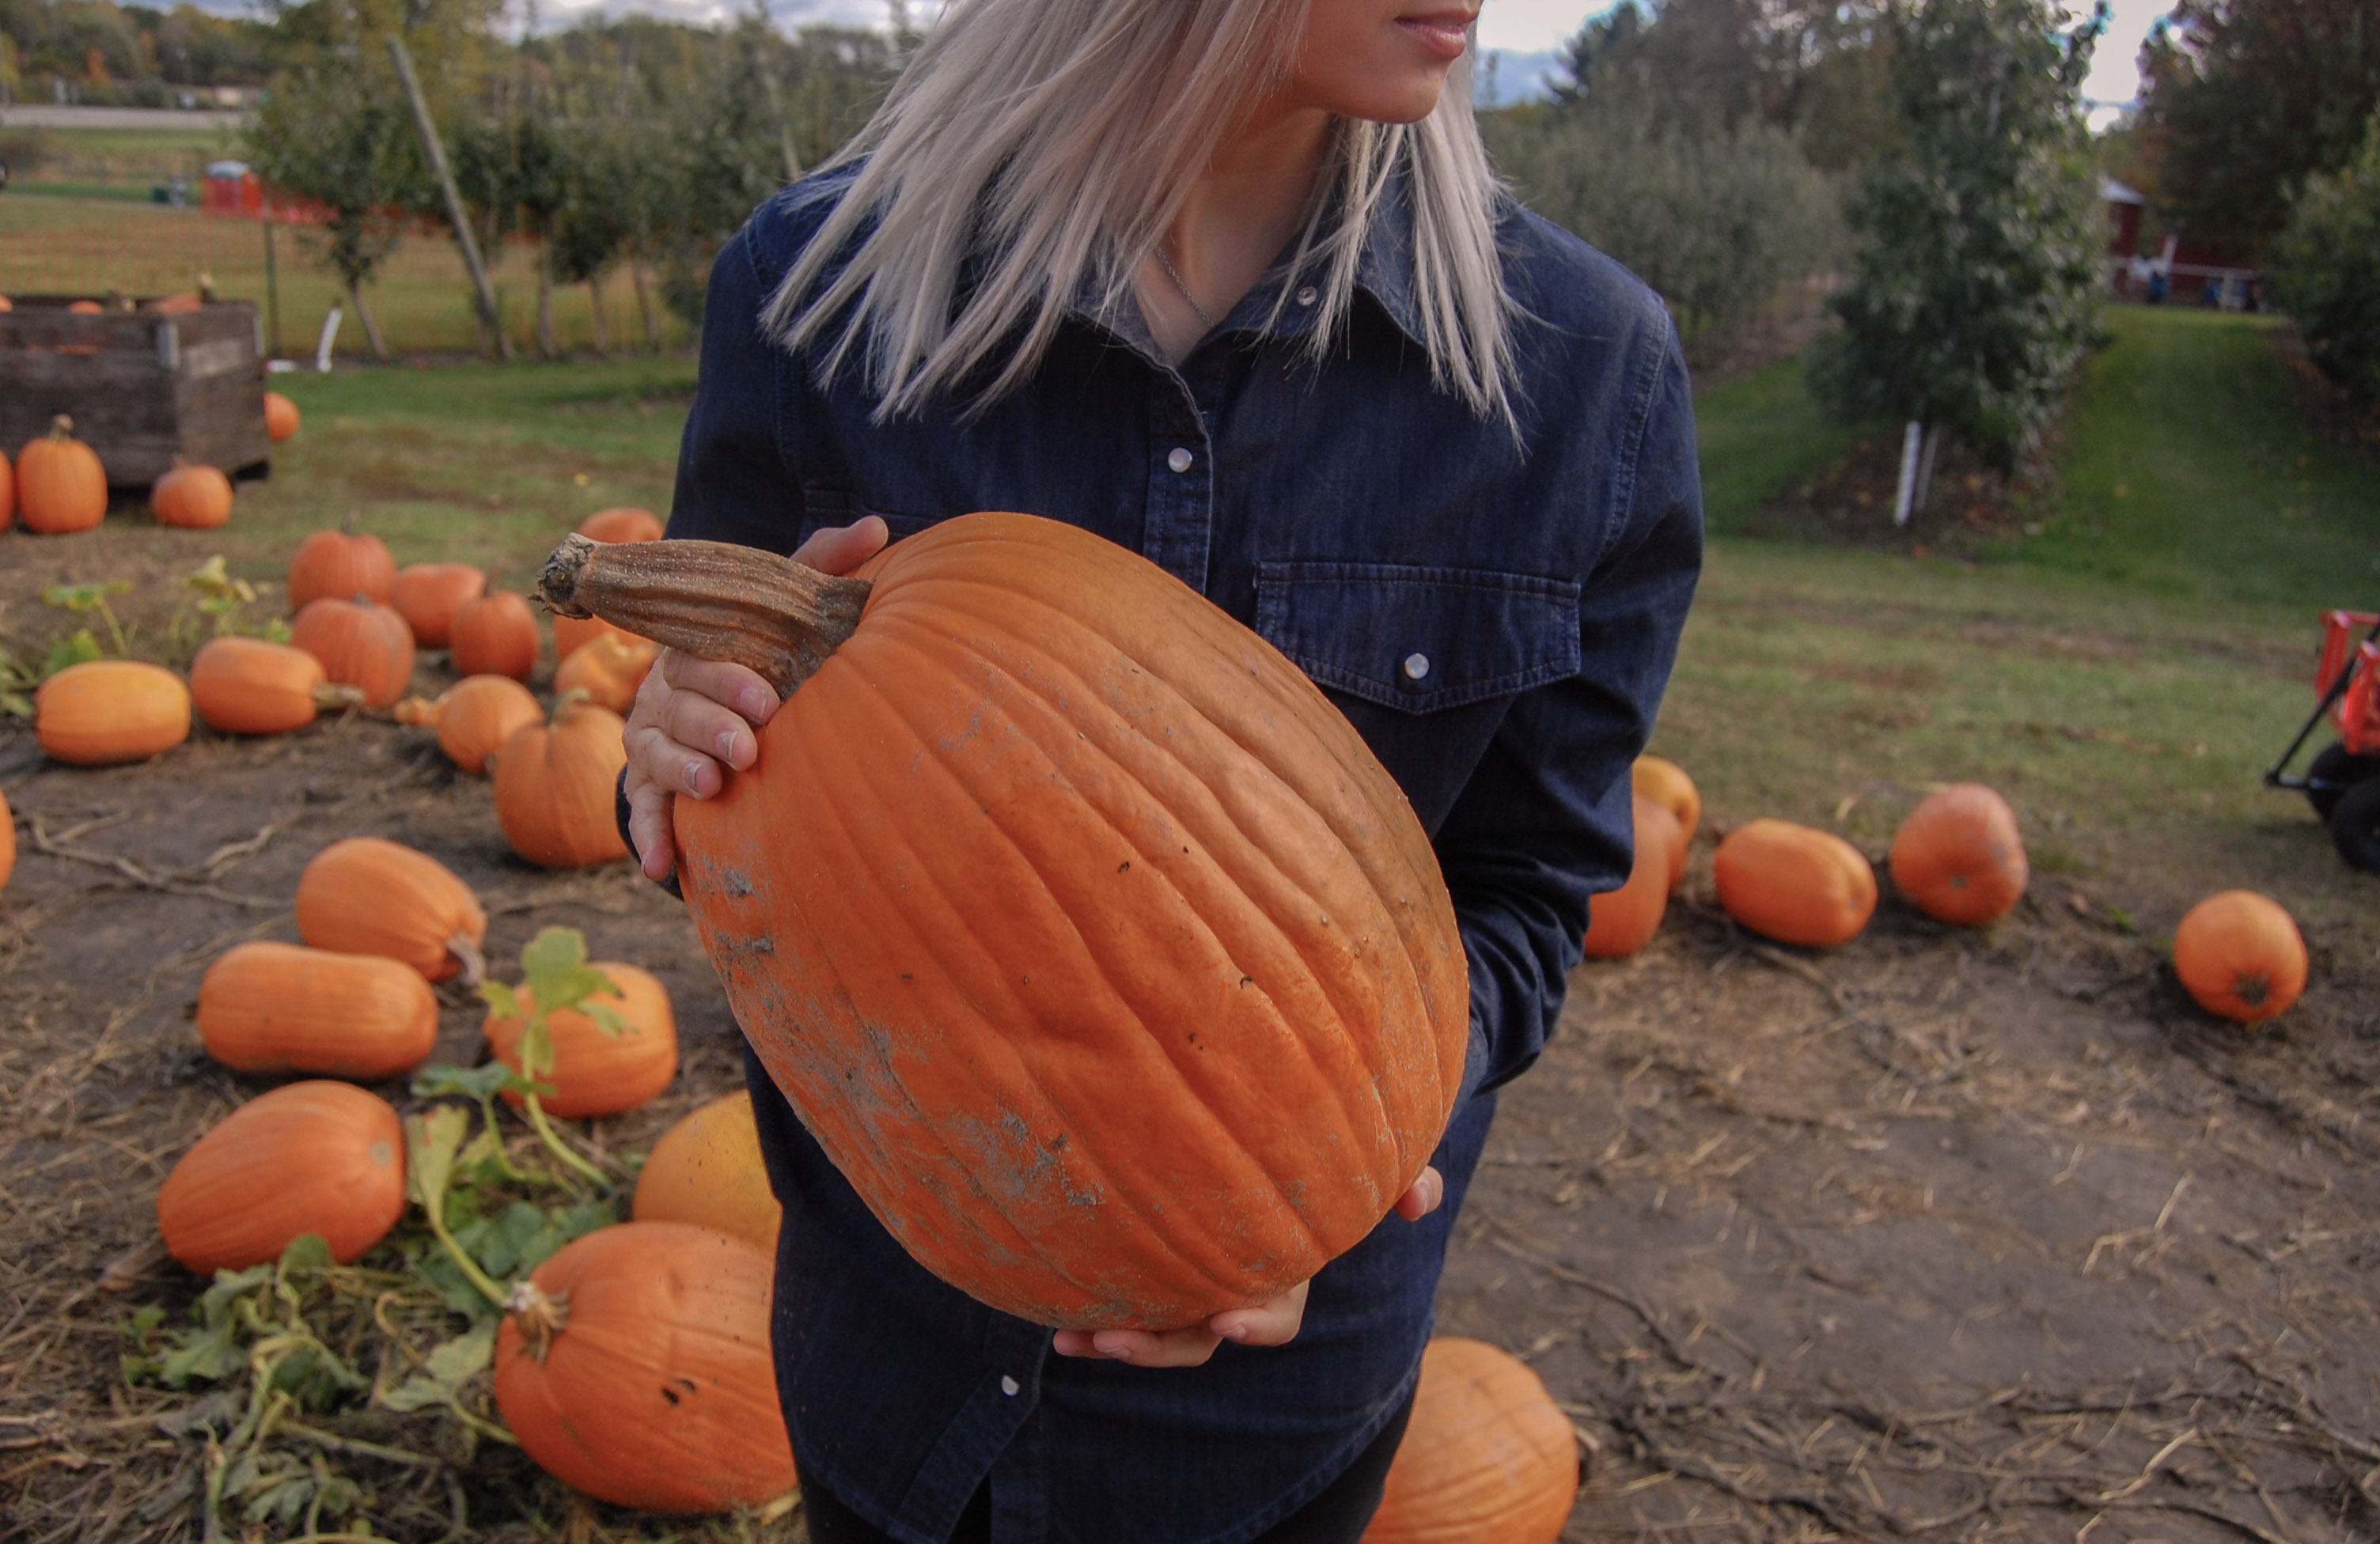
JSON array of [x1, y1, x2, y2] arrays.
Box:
[[619, 0, 1702, 1537]]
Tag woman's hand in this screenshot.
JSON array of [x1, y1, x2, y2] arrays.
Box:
[[623, 517, 889, 884], [1050, 1164, 1445, 1368]]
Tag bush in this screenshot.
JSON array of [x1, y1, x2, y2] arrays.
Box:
[[2269, 119, 2380, 405]]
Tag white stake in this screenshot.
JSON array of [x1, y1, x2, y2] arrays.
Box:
[[314, 305, 343, 374], [1893, 419, 1923, 527]]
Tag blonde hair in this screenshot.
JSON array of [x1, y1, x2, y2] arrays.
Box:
[[762, 0, 1517, 426]]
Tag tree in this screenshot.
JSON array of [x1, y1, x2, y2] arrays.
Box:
[[2268, 115, 2380, 405], [1810, 0, 2106, 473]]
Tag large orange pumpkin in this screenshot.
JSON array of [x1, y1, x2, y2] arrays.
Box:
[[395, 676, 541, 774], [263, 391, 301, 442], [1581, 795, 1682, 959], [156, 1081, 407, 1274], [36, 661, 191, 765], [483, 960, 677, 1117], [1365, 1338, 1579, 1544], [536, 513, 1469, 1330], [390, 562, 487, 649], [494, 1223, 795, 1512], [449, 590, 539, 680], [576, 506, 664, 543], [491, 695, 631, 868], [2173, 890, 2307, 1024], [290, 596, 415, 708], [552, 629, 658, 713], [17, 416, 108, 534], [190, 636, 361, 735], [632, 1092, 781, 1250], [296, 836, 487, 983], [1713, 819, 1876, 949], [1889, 784, 2027, 926], [1632, 755, 1700, 889], [197, 941, 439, 1079], [287, 517, 394, 610], [150, 462, 233, 528]]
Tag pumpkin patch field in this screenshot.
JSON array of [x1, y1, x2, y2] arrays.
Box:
[[3, 324, 2379, 1543]]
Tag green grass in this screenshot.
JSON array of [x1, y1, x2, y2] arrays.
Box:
[[1692, 351, 1870, 532]]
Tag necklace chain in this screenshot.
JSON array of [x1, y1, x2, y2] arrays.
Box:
[[1154, 245, 1217, 333]]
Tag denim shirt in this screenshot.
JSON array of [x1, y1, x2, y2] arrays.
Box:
[[663, 162, 1701, 1544]]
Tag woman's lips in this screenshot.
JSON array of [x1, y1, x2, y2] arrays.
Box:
[[1396, 13, 1472, 59]]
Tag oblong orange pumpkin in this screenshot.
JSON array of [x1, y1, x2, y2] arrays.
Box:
[[395, 675, 541, 774], [493, 1223, 795, 1512], [552, 630, 658, 713], [1889, 784, 2027, 926], [1632, 755, 1698, 891], [449, 590, 539, 680], [483, 961, 676, 1117], [536, 513, 1470, 1330], [287, 517, 394, 610], [36, 660, 191, 765], [633, 1092, 781, 1250], [1713, 819, 1876, 948], [150, 462, 233, 529], [263, 391, 301, 442], [2174, 890, 2307, 1024], [290, 595, 415, 708], [296, 836, 487, 983], [1366, 1338, 1578, 1544], [157, 1080, 407, 1273], [552, 611, 648, 663], [1581, 795, 1681, 959], [577, 506, 664, 543], [491, 696, 631, 868], [191, 636, 362, 735], [390, 562, 487, 649], [197, 940, 440, 1079], [17, 415, 108, 534]]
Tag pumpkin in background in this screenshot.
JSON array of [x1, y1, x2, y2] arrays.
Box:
[[483, 960, 676, 1117], [1714, 819, 1876, 949], [394, 676, 540, 774], [449, 590, 539, 680], [553, 630, 658, 713], [1632, 756, 1699, 892], [296, 836, 487, 983], [197, 941, 440, 1079], [287, 515, 395, 610], [17, 416, 108, 535], [1581, 796, 1682, 959], [1365, 1338, 1578, 1544], [494, 1222, 795, 1512], [0, 786, 15, 895], [290, 595, 415, 708], [67, 299, 104, 315], [157, 1081, 407, 1273], [1, 441, 14, 529], [491, 694, 631, 868], [150, 462, 233, 529], [2174, 890, 2307, 1024], [576, 506, 664, 543], [191, 636, 362, 735], [263, 391, 301, 442], [552, 611, 647, 663], [536, 513, 1469, 1330], [633, 1092, 781, 1249], [1889, 784, 2027, 926], [36, 661, 191, 765], [390, 562, 487, 649]]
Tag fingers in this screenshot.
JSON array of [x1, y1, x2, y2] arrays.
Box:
[[627, 781, 676, 884], [1048, 1280, 1311, 1368], [620, 649, 781, 808], [1393, 1165, 1445, 1223], [1209, 1279, 1309, 1348], [791, 515, 889, 577], [659, 652, 782, 733]]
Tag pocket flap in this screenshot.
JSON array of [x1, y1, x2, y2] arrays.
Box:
[[1254, 562, 1581, 713]]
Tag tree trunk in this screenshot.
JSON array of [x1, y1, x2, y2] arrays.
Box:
[[587, 271, 612, 357], [630, 258, 658, 353], [536, 240, 558, 361], [348, 283, 389, 361]]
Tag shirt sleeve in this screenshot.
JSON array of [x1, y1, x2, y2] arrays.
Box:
[[665, 224, 808, 553], [1438, 324, 1704, 1100]]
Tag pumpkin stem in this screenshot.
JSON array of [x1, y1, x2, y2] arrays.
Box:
[[391, 694, 442, 727], [446, 931, 485, 989], [550, 685, 592, 727], [504, 1280, 570, 1364], [342, 508, 362, 536], [314, 683, 368, 713], [536, 533, 872, 698], [49, 414, 73, 441]]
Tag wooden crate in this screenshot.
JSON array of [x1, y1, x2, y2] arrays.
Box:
[[0, 296, 271, 486]]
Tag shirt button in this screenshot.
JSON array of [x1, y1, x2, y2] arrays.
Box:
[[1167, 446, 1194, 474], [1295, 286, 1318, 306], [1403, 653, 1431, 681], [1000, 1376, 1021, 1397]]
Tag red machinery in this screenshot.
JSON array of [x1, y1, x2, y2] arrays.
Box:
[[2266, 610, 2380, 869]]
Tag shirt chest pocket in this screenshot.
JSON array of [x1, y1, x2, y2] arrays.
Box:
[[1253, 562, 1582, 714]]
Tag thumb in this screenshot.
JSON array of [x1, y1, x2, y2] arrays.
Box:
[[794, 516, 891, 577]]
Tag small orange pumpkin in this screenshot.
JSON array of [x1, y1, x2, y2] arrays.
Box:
[[263, 391, 301, 442], [493, 1223, 796, 1512], [0, 786, 15, 895], [393, 675, 543, 774], [552, 630, 658, 713], [552, 611, 649, 663], [197, 941, 440, 1079], [483, 960, 677, 1117], [290, 595, 415, 708], [576, 506, 664, 543], [36, 661, 191, 765], [287, 515, 395, 610], [66, 299, 104, 315], [2173, 891, 2307, 1024], [1889, 784, 2027, 926], [296, 837, 487, 983], [1365, 1338, 1579, 1544], [633, 1092, 782, 1250], [190, 636, 362, 735], [390, 562, 488, 648], [1, 442, 16, 529], [156, 1081, 407, 1274], [17, 415, 108, 535], [492, 694, 631, 868], [1582, 795, 1682, 959], [1713, 819, 1877, 948], [1632, 756, 1699, 891], [150, 462, 233, 528], [449, 590, 539, 680]]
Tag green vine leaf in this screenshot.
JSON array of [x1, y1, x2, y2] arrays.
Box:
[[378, 1323, 495, 1414]]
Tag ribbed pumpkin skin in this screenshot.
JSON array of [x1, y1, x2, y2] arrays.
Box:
[[151, 463, 233, 528], [291, 596, 415, 708], [633, 1092, 781, 1249], [673, 513, 1469, 1330], [157, 1081, 407, 1273], [263, 391, 301, 441], [287, 526, 394, 610], [577, 506, 665, 543], [191, 637, 328, 735], [36, 661, 191, 765], [552, 630, 658, 713], [1889, 784, 2027, 926], [2175, 890, 2307, 1024], [493, 702, 631, 868], [197, 941, 439, 1078], [296, 837, 486, 982], [493, 1223, 794, 1512], [1365, 1339, 1578, 1544], [483, 961, 676, 1117], [449, 592, 539, 680], [390, 562, 487, 648], [17, 423, 108, 534], [1714, 819, 1877, 949], [1582, 797, 1681, 959]]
